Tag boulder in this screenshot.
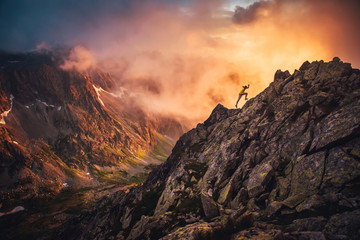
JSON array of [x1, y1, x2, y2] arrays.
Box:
[[324, 210, 360, 240], [287, 216, 327, 232], [284, 231, 326, 240], [310, 101, 360, 151], [201, 192, 219, 218], [288, 152, 326, 198], [247, 162, 274, 198]]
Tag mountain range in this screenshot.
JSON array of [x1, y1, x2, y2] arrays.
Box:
[[0, 50, 185, 210], [1, 53, 359, 240]]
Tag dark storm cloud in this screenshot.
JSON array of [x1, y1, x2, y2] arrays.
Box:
[[232, 0, 270, 24], [0, 0, 180, 52], [233, 0, 360, 25]]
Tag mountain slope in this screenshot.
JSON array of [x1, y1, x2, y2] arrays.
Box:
[[54, 57, 360, 240], [0, 51, 184, 207]]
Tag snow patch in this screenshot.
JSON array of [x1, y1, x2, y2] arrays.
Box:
[[116, 87, 128, 98], [35, 99, 59, 109], [0, 206, 25, 217], [13, 141, 19, 145], [0, 94, 14, 124], [63, 182, 69, 187], [25, 105, 30, 109], [93, 84, 105, 107], [86, 172, 91, 175]]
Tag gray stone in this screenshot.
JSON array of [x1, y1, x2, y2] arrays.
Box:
[[288, 152, 326, 197], [247, 162, 274, 198], [284, 231, 326, 240], [325, 210, 360, 239], [201, 192, 219, 218], [266, 201, 283, 217], [310, 101, 360, 151]]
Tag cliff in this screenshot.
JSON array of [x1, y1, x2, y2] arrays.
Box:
[[54, 57, 360, 240]]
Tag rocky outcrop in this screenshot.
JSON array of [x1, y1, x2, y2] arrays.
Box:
[[54, 58, 360, 240]]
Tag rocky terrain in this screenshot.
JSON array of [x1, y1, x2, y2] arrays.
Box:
[[53, 57, 360, 240], [0, 50, 184, 209]]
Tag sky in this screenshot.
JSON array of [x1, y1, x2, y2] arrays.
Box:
[[1, 0, 359, 124]]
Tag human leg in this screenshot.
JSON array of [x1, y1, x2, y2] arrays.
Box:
[[235, 94, 242, 108]]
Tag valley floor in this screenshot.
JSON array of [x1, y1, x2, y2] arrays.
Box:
[[0, 173, 146, 240]]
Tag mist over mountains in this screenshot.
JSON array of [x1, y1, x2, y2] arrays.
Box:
[[1, 1, 360, 239], [1, 0, 360, 122], [0, 50, 185, 209], [52, 57, 360, 240]]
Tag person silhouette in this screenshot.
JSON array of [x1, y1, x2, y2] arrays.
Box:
[[235, 84, 249, 108]]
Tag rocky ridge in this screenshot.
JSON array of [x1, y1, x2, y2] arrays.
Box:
[[0, 51, 184, 207], [54, 57, 360, 240]]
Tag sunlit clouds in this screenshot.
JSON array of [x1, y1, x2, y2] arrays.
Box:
[[60, 46, 96, 71], [1, 0, 359, 124]]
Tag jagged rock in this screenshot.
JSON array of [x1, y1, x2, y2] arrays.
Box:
[[321, 145, 360, 190], [201, 192, 219, 218], [120, 206, 132, 229], [287, 216, 327, 232], [203, 104, 230, 127], [266, 201, 283, 217], [277, 177, 290, 200], [310, 100, 360, 151], [309, 91, 330, 106], [284, 231, 326, 240], [53, 59, 360, 240], [247, 162, 274, 198], [0, 51, 184, 206], [281, 194, 307, 209], [287, 152, 326, 198], [324, 210, 360, 240], [246, 198, 260, 211], [233, 228, 284, 240], [160, 222, 212, 240], [295, 194, 324, 213], [230, 187, 248, 209], [127, 215, 150, 240]]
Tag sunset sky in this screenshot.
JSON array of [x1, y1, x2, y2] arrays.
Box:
[[1, 0, 359, 123]]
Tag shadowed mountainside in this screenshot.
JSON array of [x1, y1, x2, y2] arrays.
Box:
[[54, 57, 360, 240], [0, 51, 185, 208]]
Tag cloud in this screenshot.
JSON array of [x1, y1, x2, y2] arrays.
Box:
[[0, 0, 359, 125], [233, 0, 270, 24], [60, 46, 96, 72], [232, 0, 360, 66]]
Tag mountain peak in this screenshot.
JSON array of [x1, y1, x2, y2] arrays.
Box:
[[0, 51, 185, 212], [54, 58, 360, 239]]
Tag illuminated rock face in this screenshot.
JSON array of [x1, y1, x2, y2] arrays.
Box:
[[55, 57, 360, 240], [0, 51, 184, 205]]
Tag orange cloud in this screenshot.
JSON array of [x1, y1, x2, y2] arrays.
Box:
[[56, 0, 359, 126], [60, 45, 96, 72]]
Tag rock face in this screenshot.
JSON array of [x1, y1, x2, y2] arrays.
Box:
[[0, 51, 184, 207], [54, 58, 360, 240]]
